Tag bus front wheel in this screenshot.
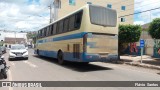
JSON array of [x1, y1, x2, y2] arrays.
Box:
[[57, 51, 65, 65]]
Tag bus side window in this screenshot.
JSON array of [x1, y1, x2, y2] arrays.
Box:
[[59, 20, 64, 33], [69, 15, 75, 31], [49, 26, 51, 36], [64, 18, 69, 32], [53, 23, 56, 35], [44, 28, 46, 37], [47, 27, 50, 37], [41, 30, 43, 38], [51, 24, 54, 35], [41, 29, 43, 38], [45, 28, 47, 37], [48, 26, 51, 36], [37, 31, 39, 39], [75, 11, 83, 29], [39, 30, 41, 38], [55, 23, 59, 34]]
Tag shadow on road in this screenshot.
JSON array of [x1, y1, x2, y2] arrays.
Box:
[[7, 58, 28, 61], [33, 55, 113, 72]]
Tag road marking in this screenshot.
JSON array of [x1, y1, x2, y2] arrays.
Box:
[[8, 70, 13, 90], [23, 61, 37, 68]]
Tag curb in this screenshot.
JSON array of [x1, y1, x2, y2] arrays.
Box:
[[125, 62, 160, 70]]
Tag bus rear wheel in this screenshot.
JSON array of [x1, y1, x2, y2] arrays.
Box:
[[57, 51, 65, 65]]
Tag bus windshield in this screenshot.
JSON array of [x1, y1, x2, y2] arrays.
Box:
[[89, 5, 117, 27]]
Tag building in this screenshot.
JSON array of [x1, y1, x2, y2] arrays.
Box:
[[0, 31, 27, 47], [0, 31, 5, 41], [57, 0, 134, 24], [4, 37, 26, 44]]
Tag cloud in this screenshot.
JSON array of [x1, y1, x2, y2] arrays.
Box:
[[134, 0, 160, 24], [0, 0, 52, 31], [134, 21, 145, 25]]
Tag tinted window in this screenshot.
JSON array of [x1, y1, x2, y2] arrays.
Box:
[[44, 28, 47, 37], [47, 27, 50, 36], [59, 20, 64, 33], [64, 18, 69, 32], [89, 5, 117, 27], [54, 23, 58, 34], [51, 24, 54, 35], [42, 29, 45, 37], [69, 15, 75, 31], [75, 11, 83, 29]]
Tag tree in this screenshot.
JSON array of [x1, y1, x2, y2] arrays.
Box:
[[27, 32, 37, 39], [119, 24, 142, 54], [148, 18, 160, 39]]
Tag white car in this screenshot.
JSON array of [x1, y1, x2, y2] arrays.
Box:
[[9, 44, 28, 60]]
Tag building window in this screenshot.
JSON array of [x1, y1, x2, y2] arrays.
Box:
[[121, 6, 126, 10], [69, 0, 76, 5], [121, 17, 126, 22], [107, 4, 112, 8], [87, 2, 92, 4]]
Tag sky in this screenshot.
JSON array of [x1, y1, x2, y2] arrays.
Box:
[[0, 0, 160, 31]]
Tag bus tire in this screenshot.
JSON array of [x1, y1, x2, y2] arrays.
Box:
[[57, 51, 65, 65]]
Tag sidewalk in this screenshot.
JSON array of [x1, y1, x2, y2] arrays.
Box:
[[120, 55, 160, 70]]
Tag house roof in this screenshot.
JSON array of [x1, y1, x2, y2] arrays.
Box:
[[4, 37, 25, 44]]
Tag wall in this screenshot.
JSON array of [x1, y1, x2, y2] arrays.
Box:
[[58, 0, 134, 25]]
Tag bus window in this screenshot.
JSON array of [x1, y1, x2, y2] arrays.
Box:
[[54, 23, 58, 34], [45, 28, 47, 37], [59, 20, 64, 33], [51, 24, 54, 35], [47, 27, 50, 36], [64, 18, 69, 32], [69, 15, 75, 31], [89, 5, 117, 27], [39, 30, 42, 38], [75, 11, 83, 29]]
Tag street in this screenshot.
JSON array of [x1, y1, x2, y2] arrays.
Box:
[[0, 49, 160, 90]]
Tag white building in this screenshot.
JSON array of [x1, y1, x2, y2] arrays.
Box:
[[0, 31, 5, 41], [0, 31, 27, 47]]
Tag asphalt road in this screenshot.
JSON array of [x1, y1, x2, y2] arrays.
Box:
[[0, 49, 160, 90]]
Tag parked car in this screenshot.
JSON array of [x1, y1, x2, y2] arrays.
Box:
[[0, 46, 3, 55], [0, 46, 6, 54], [9, 44, 28, 61]]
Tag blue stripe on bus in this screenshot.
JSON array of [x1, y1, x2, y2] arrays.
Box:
[[53, 32, 87, 41], [37, 32, 87, 43]]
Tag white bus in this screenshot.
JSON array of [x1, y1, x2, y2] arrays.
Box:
[[35, 4, 118, 64]]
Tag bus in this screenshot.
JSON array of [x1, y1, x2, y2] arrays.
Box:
[[35, 4, 118, 64]]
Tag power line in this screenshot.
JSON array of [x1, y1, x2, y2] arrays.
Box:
[[118, 0, 160, 13], [119, 7, 160, 18]]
